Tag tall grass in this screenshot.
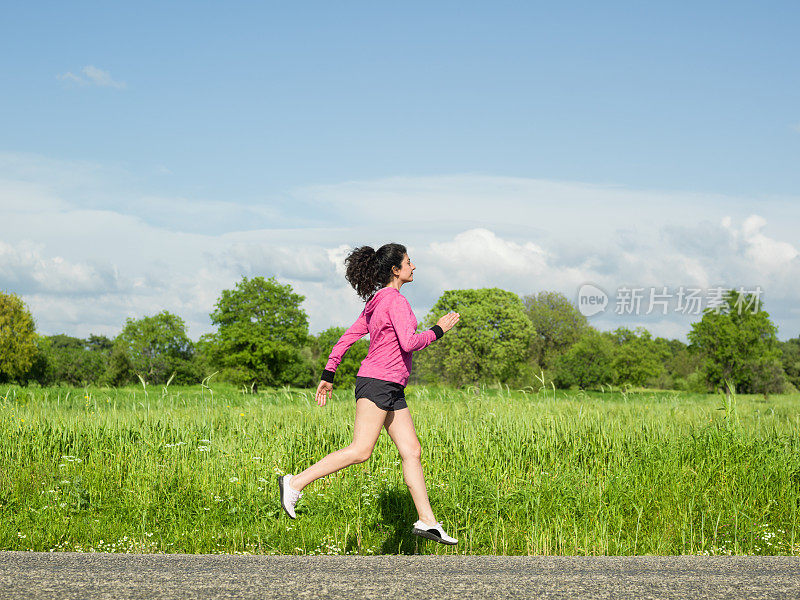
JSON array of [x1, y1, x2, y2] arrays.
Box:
[[1, 383, 798, 555]]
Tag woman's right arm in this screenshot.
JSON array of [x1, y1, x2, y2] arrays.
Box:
[[320, 307, 368, 385]]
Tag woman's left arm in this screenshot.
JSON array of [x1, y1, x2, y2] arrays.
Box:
[[388, 294, 443, 353]]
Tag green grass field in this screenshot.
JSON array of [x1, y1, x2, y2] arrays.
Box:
[[1, 382, 798, 555]]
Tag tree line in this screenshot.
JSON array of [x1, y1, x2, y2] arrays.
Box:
[[1, 278, 798, 395]]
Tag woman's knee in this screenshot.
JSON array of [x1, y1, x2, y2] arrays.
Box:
[[400, 441, 422, 462], [346, 445, 373, 464]]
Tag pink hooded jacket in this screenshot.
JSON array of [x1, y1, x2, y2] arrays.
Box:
[[321, 286, 444, 387]]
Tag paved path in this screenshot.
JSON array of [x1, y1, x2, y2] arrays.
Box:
[[1, 552, 799, 599]]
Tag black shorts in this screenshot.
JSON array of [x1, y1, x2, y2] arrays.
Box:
[[354, 376, 407, 411]]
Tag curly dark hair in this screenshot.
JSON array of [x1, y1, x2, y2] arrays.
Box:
[[344, 243, 407, 301]]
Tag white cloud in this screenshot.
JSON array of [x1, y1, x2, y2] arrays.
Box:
[[81, 65, 125, 88], [294, 174, 744, 239], [326, 244, 352, 279], [734, 214, 799, 270], [425, 228, 554, 290], [0, 178, 68, 213], [0, 241, 113, 293], [57, 65, 126, 89], [132, 195, 284, 234], [213, 242, 338, 283], [0, 151, 133, 200], [55, 71, 84, 85]]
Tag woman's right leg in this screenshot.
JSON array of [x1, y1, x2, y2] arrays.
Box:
[[289, 397, 387, 491]]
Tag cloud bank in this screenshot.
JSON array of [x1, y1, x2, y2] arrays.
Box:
[[1, 153, 799, 342]]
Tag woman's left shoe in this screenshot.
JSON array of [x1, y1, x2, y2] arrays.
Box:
[[278, 474, 303, 519], [411, 520, 458, 545]]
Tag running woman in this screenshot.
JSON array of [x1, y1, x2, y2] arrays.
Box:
[[278, 243, 460, 545]]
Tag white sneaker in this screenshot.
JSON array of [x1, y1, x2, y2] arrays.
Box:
[[412, 519, 458, 545], [278, 474, 303, 519]]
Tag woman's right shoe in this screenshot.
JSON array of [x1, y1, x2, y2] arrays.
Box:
[[411, 519, 458, 545], [278, 474, 303, 519]]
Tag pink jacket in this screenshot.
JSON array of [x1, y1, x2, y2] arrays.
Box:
[[321, 286, 444, 387]]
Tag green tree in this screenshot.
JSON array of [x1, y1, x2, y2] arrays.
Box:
[[687, 289, 786, 395], [749, 357, 789, 400], [194, 333, 219, 381], [206, 276, 310, 390], [609, 326, 669, 387], [522, 291, 589, 369], [778, 337, 800, 392], [33, 334, 111, 386], [312, 326, 369, 388], [23, 336, 53, 385], [87, 334, 114, 354], [551, 328, 615, 390], [0, 291, 38, 383], [105, 341, 134, 386], [116, 311, 197, 384], [660, 338, 705, 391], [416, 288, 534, 387]]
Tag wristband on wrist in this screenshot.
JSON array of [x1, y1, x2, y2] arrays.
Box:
[[430, 324, 445, 340], [321, 369, 335, 384]]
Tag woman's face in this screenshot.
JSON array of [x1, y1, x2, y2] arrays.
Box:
[[393, 253, 415, 283]]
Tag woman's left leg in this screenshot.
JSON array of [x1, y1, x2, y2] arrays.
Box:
[[289, 397, 388, 491], [384, 407, 436, 525]]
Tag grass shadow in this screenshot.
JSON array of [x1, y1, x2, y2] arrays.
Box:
[[377, 487, 422, 555]]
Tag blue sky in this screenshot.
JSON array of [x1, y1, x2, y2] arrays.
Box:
[[1, 2, 799, 342]]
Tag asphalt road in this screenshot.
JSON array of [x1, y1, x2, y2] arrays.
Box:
[[1, 552, 799, 599]]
